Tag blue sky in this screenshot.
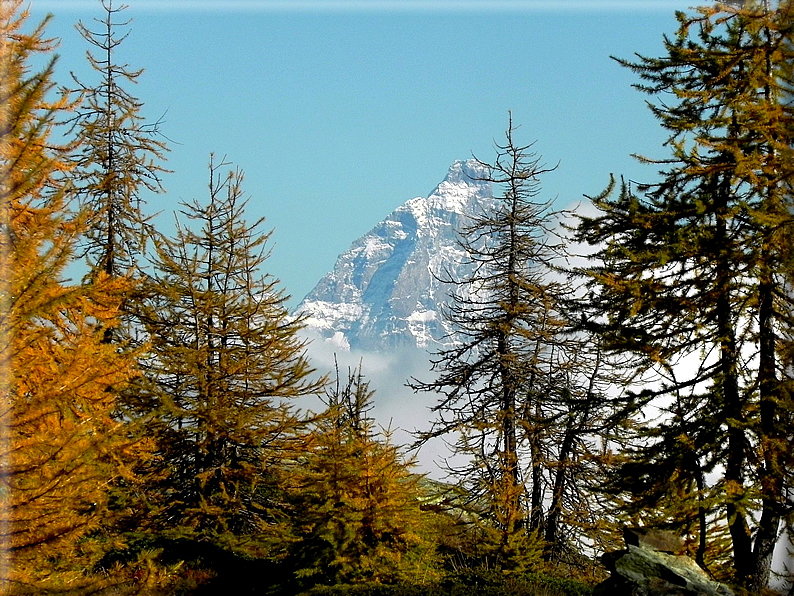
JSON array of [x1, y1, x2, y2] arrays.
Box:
[[29, 0, 689, 308]]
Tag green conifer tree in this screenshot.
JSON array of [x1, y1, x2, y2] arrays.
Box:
[[574, 2, 794, 589], [59, 0, 170, 562], [138, 155, 322, 548], [410, 116, 609, 570], [69, 0, 167, 282], [287, 363, 428, 588]]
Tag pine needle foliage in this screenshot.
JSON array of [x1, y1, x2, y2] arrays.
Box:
[[573, 1, 794, 590], [138, 155, 322, 546], [0, 2, 141, 590]]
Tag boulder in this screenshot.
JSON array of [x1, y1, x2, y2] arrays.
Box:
[[594, 528, 734, 596], [622, 527, 687, 555]]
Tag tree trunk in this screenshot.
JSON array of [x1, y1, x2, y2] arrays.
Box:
[[749, 252, 782, 593], [545, 413, 575, 553], [714, 183, 753, 583]]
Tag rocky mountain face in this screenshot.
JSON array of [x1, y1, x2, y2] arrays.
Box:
[[294, 159, 494, 352]]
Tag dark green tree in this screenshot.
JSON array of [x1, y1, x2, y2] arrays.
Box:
[[61, 0, 170, 569], [138, 156, 322, 546], [574, 2, 794, 589]]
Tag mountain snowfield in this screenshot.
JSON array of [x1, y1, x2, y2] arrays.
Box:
[[294, 159, 494, 353]]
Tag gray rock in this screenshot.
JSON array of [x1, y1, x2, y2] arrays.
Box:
[[623, 527, 687, 555], [595, 529, 734, 596]]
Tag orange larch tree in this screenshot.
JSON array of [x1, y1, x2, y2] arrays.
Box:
[[0, 2, 140, 591]]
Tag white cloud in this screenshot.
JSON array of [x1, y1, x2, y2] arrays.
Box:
[[299, 328, 457, 478]]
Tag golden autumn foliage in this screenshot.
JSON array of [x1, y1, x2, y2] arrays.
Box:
[[8, 0, 791, 593], [0, 2, 141, 590], [137, 156, 323, 545], [286, 366, 432, 588]]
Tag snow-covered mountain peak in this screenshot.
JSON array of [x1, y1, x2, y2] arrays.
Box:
[[424, 159, 491, 213], [295, 160, 494, 352], [438, 158, 490, 187]]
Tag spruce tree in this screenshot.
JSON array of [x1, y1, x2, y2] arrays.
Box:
[[138, 156, 322, 546], [0, 2, 140, 590], [574, 2, 794, 589]]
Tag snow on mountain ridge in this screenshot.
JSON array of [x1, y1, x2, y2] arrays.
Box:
[[295, 159, 494, 352]]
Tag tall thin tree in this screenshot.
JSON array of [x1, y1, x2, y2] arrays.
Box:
[[69, 0, 167, 283], [139, 156, 322, 544], [411, 116, 571, 568]]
